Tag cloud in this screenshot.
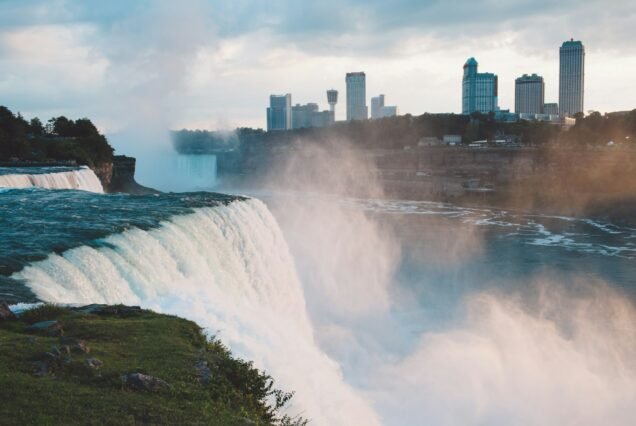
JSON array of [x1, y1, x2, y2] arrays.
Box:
[[0, 0, 634, 135]]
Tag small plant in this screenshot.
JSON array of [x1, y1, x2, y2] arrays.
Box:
[[19, 304, 72, 324]]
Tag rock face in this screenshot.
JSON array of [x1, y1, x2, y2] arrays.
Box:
[[91, 155, 158, 194], [122, 373, 170, 391], [0, 301, 16, 321]]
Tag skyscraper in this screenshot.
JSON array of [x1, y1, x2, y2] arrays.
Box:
[[559, 39, 585, 117], [462, 58, 498, 115], [266, 94, 292, 131], [346, 72, 368, 121], [515, 74, 545, 114]]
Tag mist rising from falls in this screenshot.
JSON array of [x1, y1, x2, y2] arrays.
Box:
[[12, 198, 380, 425], [0, 167, 104, 193]]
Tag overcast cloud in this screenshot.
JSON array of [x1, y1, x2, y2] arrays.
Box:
[[0, 0, 634, 140]]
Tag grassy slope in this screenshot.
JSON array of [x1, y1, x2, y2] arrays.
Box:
[[0, 305, 301, 426]]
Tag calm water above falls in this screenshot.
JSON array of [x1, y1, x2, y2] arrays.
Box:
[[2, 178, 636, 425]]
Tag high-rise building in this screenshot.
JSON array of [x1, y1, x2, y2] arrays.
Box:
[[543, 103, 559, 115], [515, 74, 545, 114], [371, 94, 399, 119], [291, 103, 334, 129], [371, 95, 385, 119], [266, 94, 292, 131], [462, 58, 498, 114], [292, 103, 319, 129], [346, 72, 368, 121], [559, 39, 585, 117]]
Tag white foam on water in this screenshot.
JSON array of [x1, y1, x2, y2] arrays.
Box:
[[0, 167, 104, 193]]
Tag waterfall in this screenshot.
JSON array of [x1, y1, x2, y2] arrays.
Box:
[[0, 167, 104, 193], [12, 198, 380, 425], [176, 154, 217, 189]]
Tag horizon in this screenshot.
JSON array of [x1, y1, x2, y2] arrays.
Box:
[[0, 1, 634, 134]]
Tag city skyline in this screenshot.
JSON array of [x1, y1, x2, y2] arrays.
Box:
[[0, 1, 634, 133]]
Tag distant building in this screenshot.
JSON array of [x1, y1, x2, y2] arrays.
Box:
[[371, 95, 385, 119], [371, 94, 398, 119], [346, 72, 368, 121], [267, 94, 292, 131], [327, 89, 338, 121], [543, 102, 559, 115], [292, 103, 319, 129], [515, 74, 544, 114], [378, 105, 398, 118], [291, 103, 334, 129], [559, 39, 585, 117], [462, 58, 498, 114], [494, 109, 518, 123], [443, 135, 462, 145]]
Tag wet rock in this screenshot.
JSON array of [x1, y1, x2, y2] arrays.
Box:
[[27, 320, 64, 337], [85, 358, 103, 369], [122, 373, 170, 391], [0, 301, 16, 321]]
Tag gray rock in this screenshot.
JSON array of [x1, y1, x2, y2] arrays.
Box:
[[85, 358, 103, 369], [27, 320, 64, 337], [122, 373, 170, 391], [0, 301, 16, 321], [195, 360, 212, 385], [60, 337, 90, 354]]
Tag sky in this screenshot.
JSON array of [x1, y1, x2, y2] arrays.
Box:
[[0, 0, 634, 134]]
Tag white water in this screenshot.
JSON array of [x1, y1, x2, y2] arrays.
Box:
[[13, 198, 380, 425], [11, 196, 636, 425], [176, 154, 217, 189], [0, 167, 104, 193]]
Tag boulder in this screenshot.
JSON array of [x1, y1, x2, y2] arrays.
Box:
[[60, 337, 90, 354], [85, 358, 103, 369], [0, 301, 16, 321], [122, 373, 170, 391], [195, 360, 212, 385], [27, 320, 64, 337]]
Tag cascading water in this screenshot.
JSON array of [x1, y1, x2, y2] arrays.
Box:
[[176, 154, 217, 189], [12, 198, 380, 425], [0, 167, 104, 193]]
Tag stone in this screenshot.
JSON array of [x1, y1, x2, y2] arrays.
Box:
[[85, 358, 103, 369], [195, 360, 212, 385], [0, 301, 16, 321], [60, 337, 90, 354], [27, 320, 64, 337], [122, 373, 170, 391]]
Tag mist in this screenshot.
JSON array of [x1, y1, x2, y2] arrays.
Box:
[[217, 137, 636, 424]]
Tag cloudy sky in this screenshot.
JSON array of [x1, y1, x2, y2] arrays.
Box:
[[0, 0, 634, 135]]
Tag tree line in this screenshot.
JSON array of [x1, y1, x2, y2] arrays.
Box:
[[174, 109, 636, 153], [0, 105, 113, 166]]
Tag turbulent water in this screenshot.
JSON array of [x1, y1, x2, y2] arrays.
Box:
[[2, 174, 636, 425], [0, 166, 104, 193]]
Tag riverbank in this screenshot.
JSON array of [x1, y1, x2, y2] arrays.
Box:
[[0, 303, 305, 425]]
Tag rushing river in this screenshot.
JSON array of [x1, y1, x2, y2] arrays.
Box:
[[2, 168, 636, 425]]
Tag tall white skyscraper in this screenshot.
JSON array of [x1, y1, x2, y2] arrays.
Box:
[[559, 39, 585, 117], [266, 94, 292, 131], [515, 74, 545, 114], [462, 58, 498, 114], [346, 72, 368, 121]]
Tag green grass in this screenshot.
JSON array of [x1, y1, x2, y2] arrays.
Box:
[[0, 305, 307, 426]]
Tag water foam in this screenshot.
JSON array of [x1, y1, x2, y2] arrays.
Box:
[[0, 167, 104, 193], [12, 198, 380, 425]]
